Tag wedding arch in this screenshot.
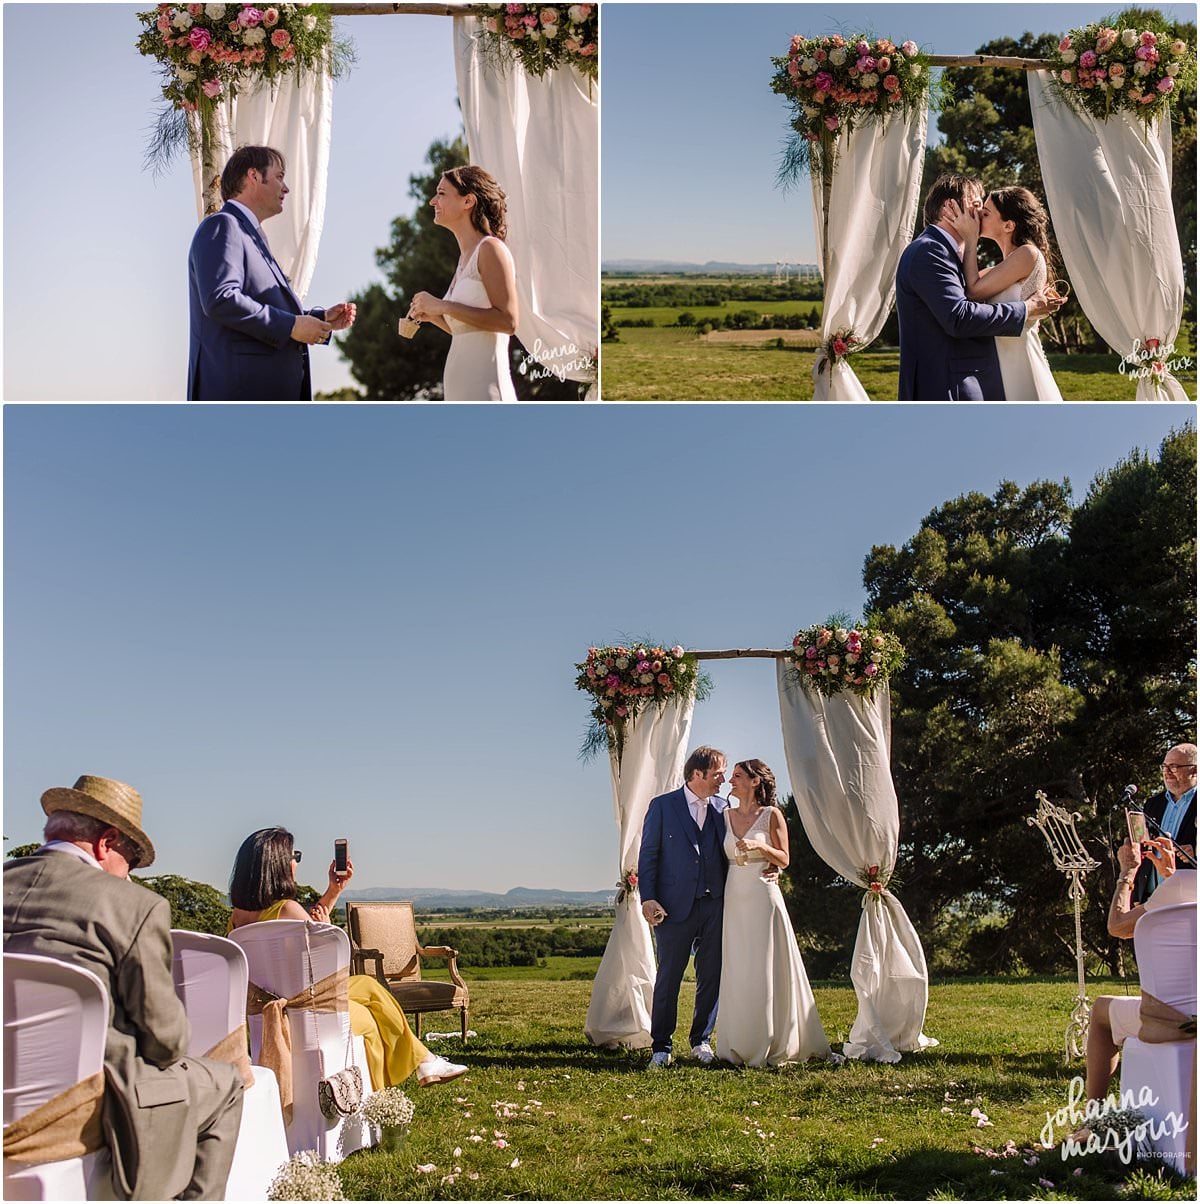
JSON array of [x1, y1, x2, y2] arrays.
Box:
[[772, 16, 1193, 401], [579, 631, 938, 1065], [137, 3, 598, 387]]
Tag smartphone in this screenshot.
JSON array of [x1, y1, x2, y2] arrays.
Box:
[[1126, 811, 1148, 846], [334, 838, 349, 879]]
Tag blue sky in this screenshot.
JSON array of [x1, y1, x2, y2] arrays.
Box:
[[602, 2, 1195, 264], [3, 4, 465, 399], [4, 403, 1191, 895]]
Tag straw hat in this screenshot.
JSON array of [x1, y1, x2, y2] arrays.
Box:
[[40, 775, 156, 869]]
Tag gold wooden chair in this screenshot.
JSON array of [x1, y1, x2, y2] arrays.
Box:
[[345, 901, 470, 1041]]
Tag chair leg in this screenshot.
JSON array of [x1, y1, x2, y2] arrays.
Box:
[[461, 1007, 469, 1043], [414, 1011, 421, 1040]]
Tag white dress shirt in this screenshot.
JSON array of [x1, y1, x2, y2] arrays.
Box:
[[683, 784, 710, 829]]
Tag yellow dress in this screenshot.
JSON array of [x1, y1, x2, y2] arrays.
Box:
[[230, 900, 431, 1089]]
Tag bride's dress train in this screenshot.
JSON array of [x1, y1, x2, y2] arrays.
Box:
[[715, 810, 831, 1067], [993, 247, 1063, 401], [442, 236, 518, 402]]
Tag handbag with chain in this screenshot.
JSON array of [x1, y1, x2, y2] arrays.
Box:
[[303, 922, 365, 1121]]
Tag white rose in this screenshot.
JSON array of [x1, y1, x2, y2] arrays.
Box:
[[1167, 62, 1181, 76], [803, 104, 820, 117], [205, 2, 226, 17], [1121, 28, 1139, 47], [1096, 80, 1109, 91], [304, 13, 317, 31], [615, 657, 629, 670], [910, 63, 922, 77], [171, 10, 193, 29], [176, 65, 197, 82], [638, 674, 653, 685], [1060, 49, 1076, 64], [801, 56, 818, 73], [829, 47, 847, 66], [861, 72, 879, 87], [1110, 74, 1125, 88], [242, 24, 266, 44], [1133, 59, 1150, 76], [567, 5, 589, 21]]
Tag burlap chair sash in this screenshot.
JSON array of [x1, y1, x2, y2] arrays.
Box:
[[2, 1071, 105, 1163], [204, 1026, 255, 1090], [1138, 991, 1196, 1177], [246, 967, 349, 1120]]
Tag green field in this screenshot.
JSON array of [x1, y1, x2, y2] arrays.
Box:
[[598, 326, 1199, 401], [332, 975, 1191, 1201], [609, 300, 823, 327]]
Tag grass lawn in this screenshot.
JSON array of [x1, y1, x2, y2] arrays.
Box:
[[333, 976, 1193, 1200], [607, 300, 823, 327], [598, 328, 1199, 402]]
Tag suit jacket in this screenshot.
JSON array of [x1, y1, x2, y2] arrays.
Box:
[[896, 226, 1027, 400], [4, 850, 199, 1200], [187, 202, 327, 400], [638, 787, 727, 923], [1131, 788, 1198, 905]]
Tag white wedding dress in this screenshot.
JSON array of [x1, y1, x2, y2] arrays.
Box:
[[992, 248, 1063, 401], [715, 809, 831, 1067], [442, 236, 518, 402]]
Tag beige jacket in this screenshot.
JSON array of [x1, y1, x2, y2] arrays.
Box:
[[4, 849, 198, 1200]]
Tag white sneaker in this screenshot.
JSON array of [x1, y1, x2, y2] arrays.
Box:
[[648, 1051, 672, 1069], [417, 1055, 468, 1086], [691, 1042, 716, 1065]]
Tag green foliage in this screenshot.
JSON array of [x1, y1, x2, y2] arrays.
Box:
[[600, 303, 620, 343], [418, 924, 609, 967], [135, 873, 231, 935], [6, 842, 41, 860]]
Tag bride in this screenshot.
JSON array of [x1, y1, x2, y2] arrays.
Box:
[[716, 759, 831, 1068], [947, 187, 1063, 401], [408, 165, 519, 401]]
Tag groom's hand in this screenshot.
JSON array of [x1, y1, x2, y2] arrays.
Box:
[[642, 900, 667, 926], [291, 314, 334, 344], [324, 302, 357, 332]]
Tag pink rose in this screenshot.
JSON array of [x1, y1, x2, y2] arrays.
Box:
[[615, 706, 628, 718], [1058, 37, 1072, 52], [864, 663, 879, 676], [901, 40, 918, 57], [827, 654, 840, 668], [1060, 69, 1075, 84], [793, 635, 803, 647], [814, 47, 827, 62], [202, 78, 223, 98], [187, 2, 202, 13], [813, 71, 833, 91], [1140, 31, 1157, 46], [181, 99, 198, 112], [855, 39, 869, 54], [869, 882, 883, 894], [540, 7, 559, 24], [1139, 92, 1155, 104], [832, 337, 848, 355], [876, 56, 891, 72], [238, 7, 263, 27], [1095, 28, 1117, 53], [187, 47, 204, 64], [856, 55, 876, 73], [188, 25, 212, 49], [156, 12, 171, 32], [1108, 61, 1125, 77], [1157, 76, 1175, 93], [824, 114, 840, 131], [888, 91, 902, 103], [270, 27, 289, 46], [805, 646, 818, 660], [262, 6, 279, 25], [1145, 338, 1161, 351], [1079, 50, 1097, 68], [790, 34, 804, 52], [657, 673, 670, 686]]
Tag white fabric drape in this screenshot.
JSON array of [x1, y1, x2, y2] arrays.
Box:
[[776, 665, 936, 1062], [189, 71, 333, 301], [1028, 71, 1188, 400], [453, 17, 598, 389], [584, 698, 694, 1049], [810, 107, 927, 400]]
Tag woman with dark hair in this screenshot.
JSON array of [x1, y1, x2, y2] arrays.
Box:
[[946, 186, 1064, 400], [408, 165, 519, 400], [714, 761, 831, 1068], [228, 828, 467, 1088]]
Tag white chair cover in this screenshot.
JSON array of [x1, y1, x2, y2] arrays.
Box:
[[170, 931, 289, 1198], [226, 921, 374, 1162], [1028, 71, 1188, 400], [1119, 899, 1196, 1177], [453, 16, 599, 389], [810, 107, 927, 400], [189, 70, 334, 300], [585, 697, 695, 1048], [776, 668, 937, 1062], [3, 954, 115, 1201]]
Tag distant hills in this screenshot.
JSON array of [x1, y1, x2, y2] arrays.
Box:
[[603, 258, 819, 276], [341, 885, 615, 908]]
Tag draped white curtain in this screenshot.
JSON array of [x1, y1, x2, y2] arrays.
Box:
[[776, 665, 937, 1062], [453, 17, 599, 390], [584, 698, 694, 1049], [811, 107, 927, 400], [189, 71, 333, 300], [1028, 71, 1188, 400]]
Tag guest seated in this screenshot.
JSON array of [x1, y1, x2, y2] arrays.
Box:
[[229, 827, 467, 1088], [1081, 837, 1196, 1107]]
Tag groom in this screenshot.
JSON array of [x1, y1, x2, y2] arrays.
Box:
[[896, 172, 1061, 400], [638, 745, 729, 1068], [187, 145, 356, 400]]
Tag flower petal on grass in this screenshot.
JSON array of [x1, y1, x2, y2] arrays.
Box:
[[510, 1157, 521, 1168], [415, 1163, 436, 1173]]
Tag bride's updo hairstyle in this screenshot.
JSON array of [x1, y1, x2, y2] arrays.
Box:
[[988, 186, 1057, 280], [442, 166, 508, 242], [737, 759, 778, 809]]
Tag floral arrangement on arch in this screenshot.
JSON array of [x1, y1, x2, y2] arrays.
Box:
[[136, 4, 353, 170], [1047, 12, 1195, 126], [771, 33, 933, 185], [575, 642, 710, 760], [473, 4, 598, 82], [787, 619, 905, 699]]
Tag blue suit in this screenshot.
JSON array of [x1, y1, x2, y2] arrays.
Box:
[[187, 202, 328, 400], [638, 787, 726, 1055], [896, 226, 1027, 400]]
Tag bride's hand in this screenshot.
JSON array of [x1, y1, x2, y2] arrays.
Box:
[[409, 291, 443, 322], [944, 199, 980, 243]]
